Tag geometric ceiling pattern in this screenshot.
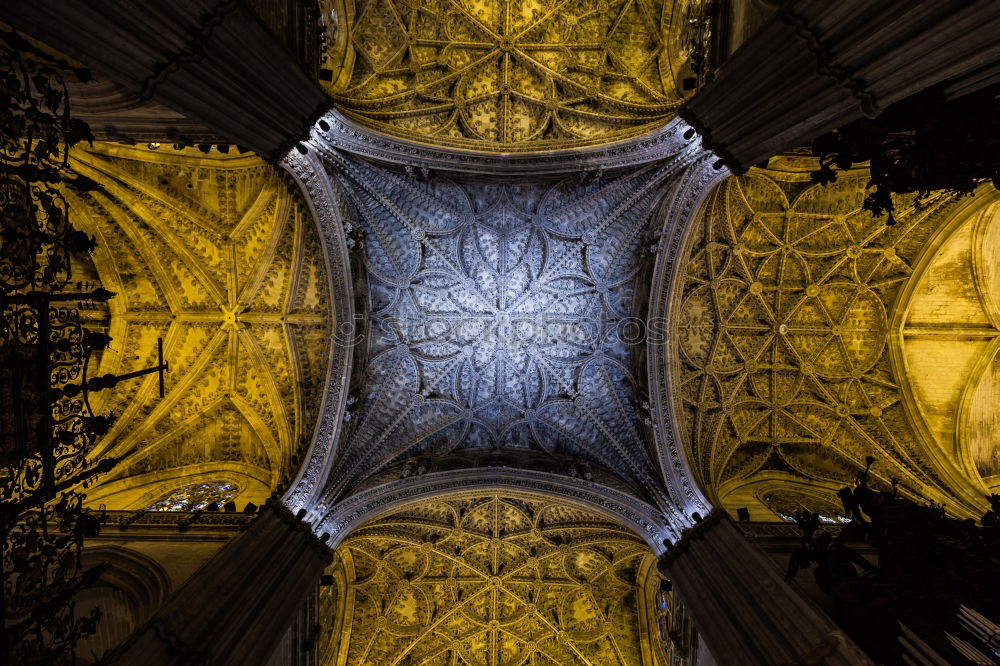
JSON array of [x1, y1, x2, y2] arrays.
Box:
[[65, 144, 332, 509], [323, 0, 686, 152], [668, 159, 988, 517], [320, 153, 673, 505], [902, 199, 1000, 491], [320, 494, 655, 665]]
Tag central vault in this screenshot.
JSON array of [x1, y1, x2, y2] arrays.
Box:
[[320, 153, 676, 504]]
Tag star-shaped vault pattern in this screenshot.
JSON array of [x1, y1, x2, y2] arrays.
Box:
[[324, 0, 686, 151], [323, 154, 671, 499], [320, 495, 651, 666], [67, 145, 332, 509], [669, 164, 974, 511]]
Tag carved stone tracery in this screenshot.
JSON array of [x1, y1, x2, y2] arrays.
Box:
[[325, 0, 688, 152], [665, 158, 987, 514], [67, 145, 333, 507], [317, 151, 680, 505], [323, 494, 655, 665]]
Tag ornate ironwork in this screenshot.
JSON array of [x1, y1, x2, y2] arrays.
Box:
[[0, 29, 127, 664]]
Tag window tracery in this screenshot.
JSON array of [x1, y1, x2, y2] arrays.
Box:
[[146, 480, 239, 511], [756, 488, 850, 524]]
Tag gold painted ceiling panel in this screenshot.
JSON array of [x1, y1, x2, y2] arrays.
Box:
[[668, 160, 988, 517], [321, 495, 654, 665], [323, 0, 687, 152], [901, 200, 1000, 491], [65, 145, 333, 508]]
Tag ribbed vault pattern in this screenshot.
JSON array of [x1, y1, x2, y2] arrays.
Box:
[[322, 0, 687, 151], [668, 160, 986, 516], [320, 494, 653, 665], [67, 145, 333, 508], [321, 153, 672, 502]]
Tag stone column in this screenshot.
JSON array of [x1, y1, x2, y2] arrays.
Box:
[[0, 0, 331, 161], [659, 510, 871, 666], [110, 502, 332, 666], [683, 0, 1000, 171]]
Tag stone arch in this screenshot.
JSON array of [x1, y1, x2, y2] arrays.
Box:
[[646, 152, 728, 519], [279, 145, 357, 514], [76, 545, 172, 660], [316, 468, 674, 552], [891, 185, 1000, 501]]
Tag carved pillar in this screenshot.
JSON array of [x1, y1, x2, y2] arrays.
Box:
[[110, 502, 332, 666], [659, 511, 872, 666], [683, 0, 1000, 170], [0, 0, 331, 161]]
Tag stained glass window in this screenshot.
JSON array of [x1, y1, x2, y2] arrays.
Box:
[[761, 491, 851, 524], [656, 585, 673, 658], [146, 481, 239, 511]]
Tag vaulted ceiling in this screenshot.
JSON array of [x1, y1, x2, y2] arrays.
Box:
[[319, 152, 675, 507], [667, 156, 995, 519], [320, 493, 658, 666], [321, 0, 692, 151], [901, 199, 1000, 492], [66, 144, 333, 510]]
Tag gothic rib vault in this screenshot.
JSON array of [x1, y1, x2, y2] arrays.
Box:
[[900, 198, 1000, 492], [666, 156, 997, 519], [67, 144, 334, 510], [320, 0, 692, 152], [319, 494, 657, 666], [315, 150, 679, 509]]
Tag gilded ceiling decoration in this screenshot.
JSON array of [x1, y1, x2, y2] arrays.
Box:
[[668, 160, 988, 516], [900, 198, 1000, 491], [64, 145, 333, 508], [323, 0, 687, 152], [320, 494, 655, 666], [320, 153, 674, 504]]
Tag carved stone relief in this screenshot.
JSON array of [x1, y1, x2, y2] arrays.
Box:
[[323, 0, 690, 152], [665, 158, 987, 514], [321, 494, 656, 665], [316, 150, 681, 509], [67, 144, 333, 507]]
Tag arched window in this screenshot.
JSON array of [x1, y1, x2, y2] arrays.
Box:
[[146, 481, 239, 511], [759, 489, 851, 525]]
